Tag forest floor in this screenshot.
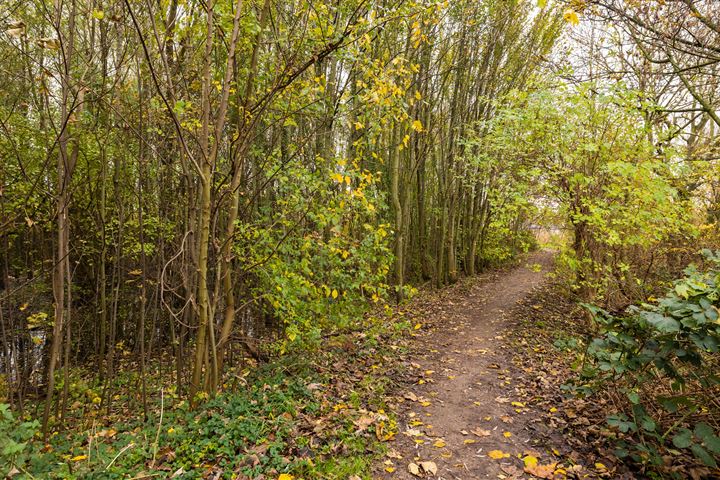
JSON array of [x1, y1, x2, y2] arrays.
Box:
[[8, 251, 645, 479], [374, 251, 633, 480]]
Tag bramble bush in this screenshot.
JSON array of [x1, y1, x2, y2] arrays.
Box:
[[574, 250, 720, 473]]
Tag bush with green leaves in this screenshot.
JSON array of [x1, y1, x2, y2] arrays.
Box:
[[0, 403, 45, 475], [575, 250, 720, 472]]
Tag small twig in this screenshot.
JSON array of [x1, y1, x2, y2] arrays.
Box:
[[151, 388, 164, 468], [105, 442, 135, 470]]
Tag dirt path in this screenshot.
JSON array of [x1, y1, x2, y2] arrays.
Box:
[[377, 251, 557, 479]]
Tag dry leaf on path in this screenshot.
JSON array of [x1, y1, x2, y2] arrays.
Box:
[[488, 449, 510, 459], [420, 461, 438, 475], [524, 462, 557, 479]]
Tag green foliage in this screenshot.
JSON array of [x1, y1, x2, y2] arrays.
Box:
[[235, 153, 392, 347], [7, 348, 394, 479], [480, 84, 695, 303], [573, 250, 720, 471], [0, 404, 43, 475]]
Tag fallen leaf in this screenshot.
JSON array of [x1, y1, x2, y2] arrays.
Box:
[[387, 449, 402, 459], [501, 464, 523, 477], [524, 462, 557, 479], [471, 427, 491, 437], [354, 414, 375, 432], [433, 439, 446, 448], [488, 450, 510, 459], [420, 461, 437, 475], [404, 392, 419, 402], [408, 463, 421, 476]]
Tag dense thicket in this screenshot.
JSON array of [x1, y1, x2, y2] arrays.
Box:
[[1, 0, 718, 449], [0, 0, 562, 431]]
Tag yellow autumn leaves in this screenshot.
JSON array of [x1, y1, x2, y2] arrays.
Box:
[[487, 450, 562, 479], [488, 449, 511, 459], [563, 8, 580, 26]]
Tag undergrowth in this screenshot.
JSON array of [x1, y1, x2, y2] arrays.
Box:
[[2, 319, 408, 479]]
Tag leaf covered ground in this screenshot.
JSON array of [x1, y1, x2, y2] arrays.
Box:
[[10, 251, 719, 479], [370, 251, 639, 479]]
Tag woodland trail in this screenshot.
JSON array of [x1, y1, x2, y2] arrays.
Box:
[[377, 250, 559, 479]]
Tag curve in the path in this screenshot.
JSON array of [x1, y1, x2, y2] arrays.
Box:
[[378, 250, 555, 480]]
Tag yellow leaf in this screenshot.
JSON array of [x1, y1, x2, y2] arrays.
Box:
[[464, 439, 477, 444], [433, 439, 446, 448], [503, 431, 512, 438], [488, 450, 510, 459], [523, 455, 538, 468], [414, 323, 422, 330], [563, 8, 579, 25], [411, 120, 423, 132], [71, 455, 87, 462], [511, 401, 525, 407], [385, 466, 395, 473], [331, 289, 338, 299]]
